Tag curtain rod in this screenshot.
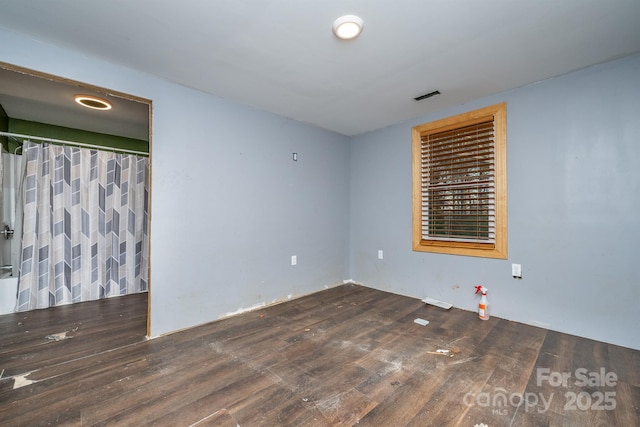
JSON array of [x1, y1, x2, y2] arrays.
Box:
[[0, 131, 149, 157]]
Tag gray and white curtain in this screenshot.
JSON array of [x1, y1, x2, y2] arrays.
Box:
[[16, 142, 149, 311]]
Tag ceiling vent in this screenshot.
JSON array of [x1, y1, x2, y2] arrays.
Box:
[[414, 90, 441, 101]]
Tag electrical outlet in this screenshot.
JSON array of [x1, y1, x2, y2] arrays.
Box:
[[292, 152, 298, 161], [291, 255, 297, 266], [378, 250, 384, 260], [512, 263, 522, 278]]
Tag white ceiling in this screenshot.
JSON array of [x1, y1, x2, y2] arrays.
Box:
[[0, 67, 150, 141], [1, 0, 640, 137]]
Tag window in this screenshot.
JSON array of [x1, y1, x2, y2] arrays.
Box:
[[412, 103, 507, 258]]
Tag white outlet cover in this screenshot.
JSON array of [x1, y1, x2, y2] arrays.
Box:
[[512, 263, 521, 277], [377, 250, 383, 260], [291, 255, 297, 266]]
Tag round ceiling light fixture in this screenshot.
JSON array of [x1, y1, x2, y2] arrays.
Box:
[[332, 15, 364, 40], [74, 95, 112, 111]]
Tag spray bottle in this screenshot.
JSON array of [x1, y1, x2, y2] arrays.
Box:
[[474, 285, 489, 321]]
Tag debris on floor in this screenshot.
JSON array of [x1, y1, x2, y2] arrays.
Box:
[[12, 371, 37, 390], [45, 331, 72, 341], [426, 350, 453, 357], [421, 296, 453, 310], [413, 318, 429, 326], [427, 346, 462, 358]]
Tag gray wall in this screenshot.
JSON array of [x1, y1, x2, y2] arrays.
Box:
[[349, 54, 640, 350], [151, 84, 351, 335], [1, 29, 351, 337]]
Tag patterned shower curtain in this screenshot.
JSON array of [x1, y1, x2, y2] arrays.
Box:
[[16, 141, 149, 311]]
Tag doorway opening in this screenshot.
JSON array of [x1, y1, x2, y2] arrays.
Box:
[[0, 62, 152, 336]]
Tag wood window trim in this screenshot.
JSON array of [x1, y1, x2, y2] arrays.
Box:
[[412, 102, 507, 259]]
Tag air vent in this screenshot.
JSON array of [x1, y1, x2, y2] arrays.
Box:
[[414, 90, 441, 101]]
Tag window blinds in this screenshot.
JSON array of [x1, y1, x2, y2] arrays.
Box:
[[421, 119, 496, 245]]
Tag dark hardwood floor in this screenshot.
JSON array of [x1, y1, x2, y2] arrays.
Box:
[[0, 284, 638, 426]]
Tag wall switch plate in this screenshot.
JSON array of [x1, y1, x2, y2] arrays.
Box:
[[292, 152, 298, 161], [378, 250, 383, 260], [291, 255, 297, 266], [512, 263, 522, 278]]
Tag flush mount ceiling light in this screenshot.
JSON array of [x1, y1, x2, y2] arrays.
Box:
[[333, 15, 364, 40], [74, 95, 112, 111]]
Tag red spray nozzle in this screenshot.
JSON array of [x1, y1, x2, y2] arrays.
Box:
[[474, 285, 487, 294]]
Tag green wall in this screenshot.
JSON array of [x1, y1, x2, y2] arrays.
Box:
[[7, 118, 148, 154]]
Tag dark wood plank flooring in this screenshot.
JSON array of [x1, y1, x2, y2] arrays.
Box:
[[0, 285, 638, 426]]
